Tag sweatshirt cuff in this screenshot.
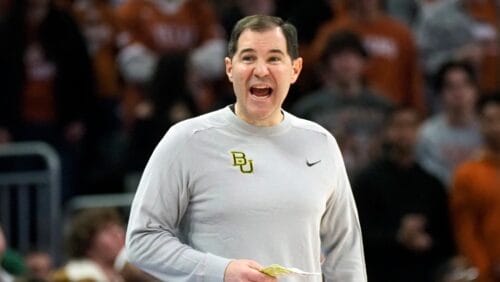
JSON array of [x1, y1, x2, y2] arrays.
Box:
[[204, 253, 232, 282]]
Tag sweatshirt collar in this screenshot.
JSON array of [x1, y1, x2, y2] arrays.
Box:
[[222, 105, 292, 136]]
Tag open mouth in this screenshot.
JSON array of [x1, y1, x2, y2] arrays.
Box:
[[250, 86, 273, 99]]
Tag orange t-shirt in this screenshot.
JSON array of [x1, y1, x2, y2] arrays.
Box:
[[450, 152, 500, 282], [22, 42, 57, 123], [307, 14, 425, 112], [464, 0, 498, 26], [115, 0, 222, 128], [73, 0, 121, 98], [465, 0, 499, 94], [115, 0, 221, 54]]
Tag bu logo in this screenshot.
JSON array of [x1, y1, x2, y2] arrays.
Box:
[[230, 151, 254, 174]]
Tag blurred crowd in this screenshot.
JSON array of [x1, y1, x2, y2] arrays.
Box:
[[0, 0, 499, 281]]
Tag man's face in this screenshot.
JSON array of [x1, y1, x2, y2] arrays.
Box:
[[25, 252, 53, 280], [384, 110, 420, 155], [326, 50, 365, 85], [442, 68, 477, 113], [225, 27, 302, 126], [480, 103, 500, 151]]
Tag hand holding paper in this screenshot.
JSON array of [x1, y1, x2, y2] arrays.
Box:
[[261, 264, 322, 278]]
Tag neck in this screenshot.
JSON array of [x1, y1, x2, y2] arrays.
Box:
[[234, 104, 282, 127], [446, 108, 475, 126], [388, 149, 415, 168], [486, 145, 500, 161], [336, 80, 362, 97]]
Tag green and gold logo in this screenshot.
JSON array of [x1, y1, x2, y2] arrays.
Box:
[[230, 151, 254, 174]]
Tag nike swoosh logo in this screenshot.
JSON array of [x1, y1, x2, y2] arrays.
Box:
[[306, 160, 321, 167]]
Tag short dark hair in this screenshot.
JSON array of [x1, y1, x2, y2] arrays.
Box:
[[65, 208, 123, 258], [321, 30, 367, 62], [227, 15, 299, 59], [476, 92, 500, 115], [434, 60, 478, 93]]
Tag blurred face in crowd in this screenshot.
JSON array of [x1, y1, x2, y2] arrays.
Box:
[[25, 252, 53, 280], [442, 67, 477, 114], [225, 27, 302, 126], [384, 109, 421, 156], [87, 223, 125, 265], [480, 102, 500, 152], [326, 50, 365, 87], [0, 226, 5, 257]]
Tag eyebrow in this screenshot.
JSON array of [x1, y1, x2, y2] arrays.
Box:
[[238, 48, 286, 56]]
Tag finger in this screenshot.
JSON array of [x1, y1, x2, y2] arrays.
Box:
[[246, 260, 263, 271], [247, 268, 276, 282]]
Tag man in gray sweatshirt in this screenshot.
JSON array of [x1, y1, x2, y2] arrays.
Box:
[[126, 15, 366, 282]]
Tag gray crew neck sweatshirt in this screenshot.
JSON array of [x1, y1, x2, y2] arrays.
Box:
[[126, 106, 366, 281]]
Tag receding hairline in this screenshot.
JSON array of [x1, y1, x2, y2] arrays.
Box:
[[232, 27, 290, 55], [227, 15, 299, 59]]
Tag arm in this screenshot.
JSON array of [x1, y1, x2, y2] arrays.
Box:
[[320, 135, 367, 282], [126, 125, 231, 281], [450, 167, 491, 277]]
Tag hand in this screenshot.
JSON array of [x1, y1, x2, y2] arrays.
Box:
[[224, 259, 277, 282], [0, 128, 11, 144], [64, 121, 86, 144], [397, 214, 433, 252]]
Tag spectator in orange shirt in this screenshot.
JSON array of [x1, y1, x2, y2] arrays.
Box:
[[307, 0, 425, 112], [450, 93, 500, 282], [115, 0, 226, 129]]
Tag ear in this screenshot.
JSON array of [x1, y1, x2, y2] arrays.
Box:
[[225, 57, 233, 82], [290, 57, 303, 84]]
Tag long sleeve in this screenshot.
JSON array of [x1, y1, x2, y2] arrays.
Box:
[[450, 166, 491, 277], [320, 135, 367, 282], [126, 124, 231, 281]]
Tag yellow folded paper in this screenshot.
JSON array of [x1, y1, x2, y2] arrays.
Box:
[[261, 264, 292, 277], [261, 264, 322, 277]]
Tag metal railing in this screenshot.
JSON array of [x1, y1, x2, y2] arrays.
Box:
[[0, 141, 61, 261], [65, 192, 135, 214]]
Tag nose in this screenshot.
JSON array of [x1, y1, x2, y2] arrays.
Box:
[[253, 60, 270, 78]]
